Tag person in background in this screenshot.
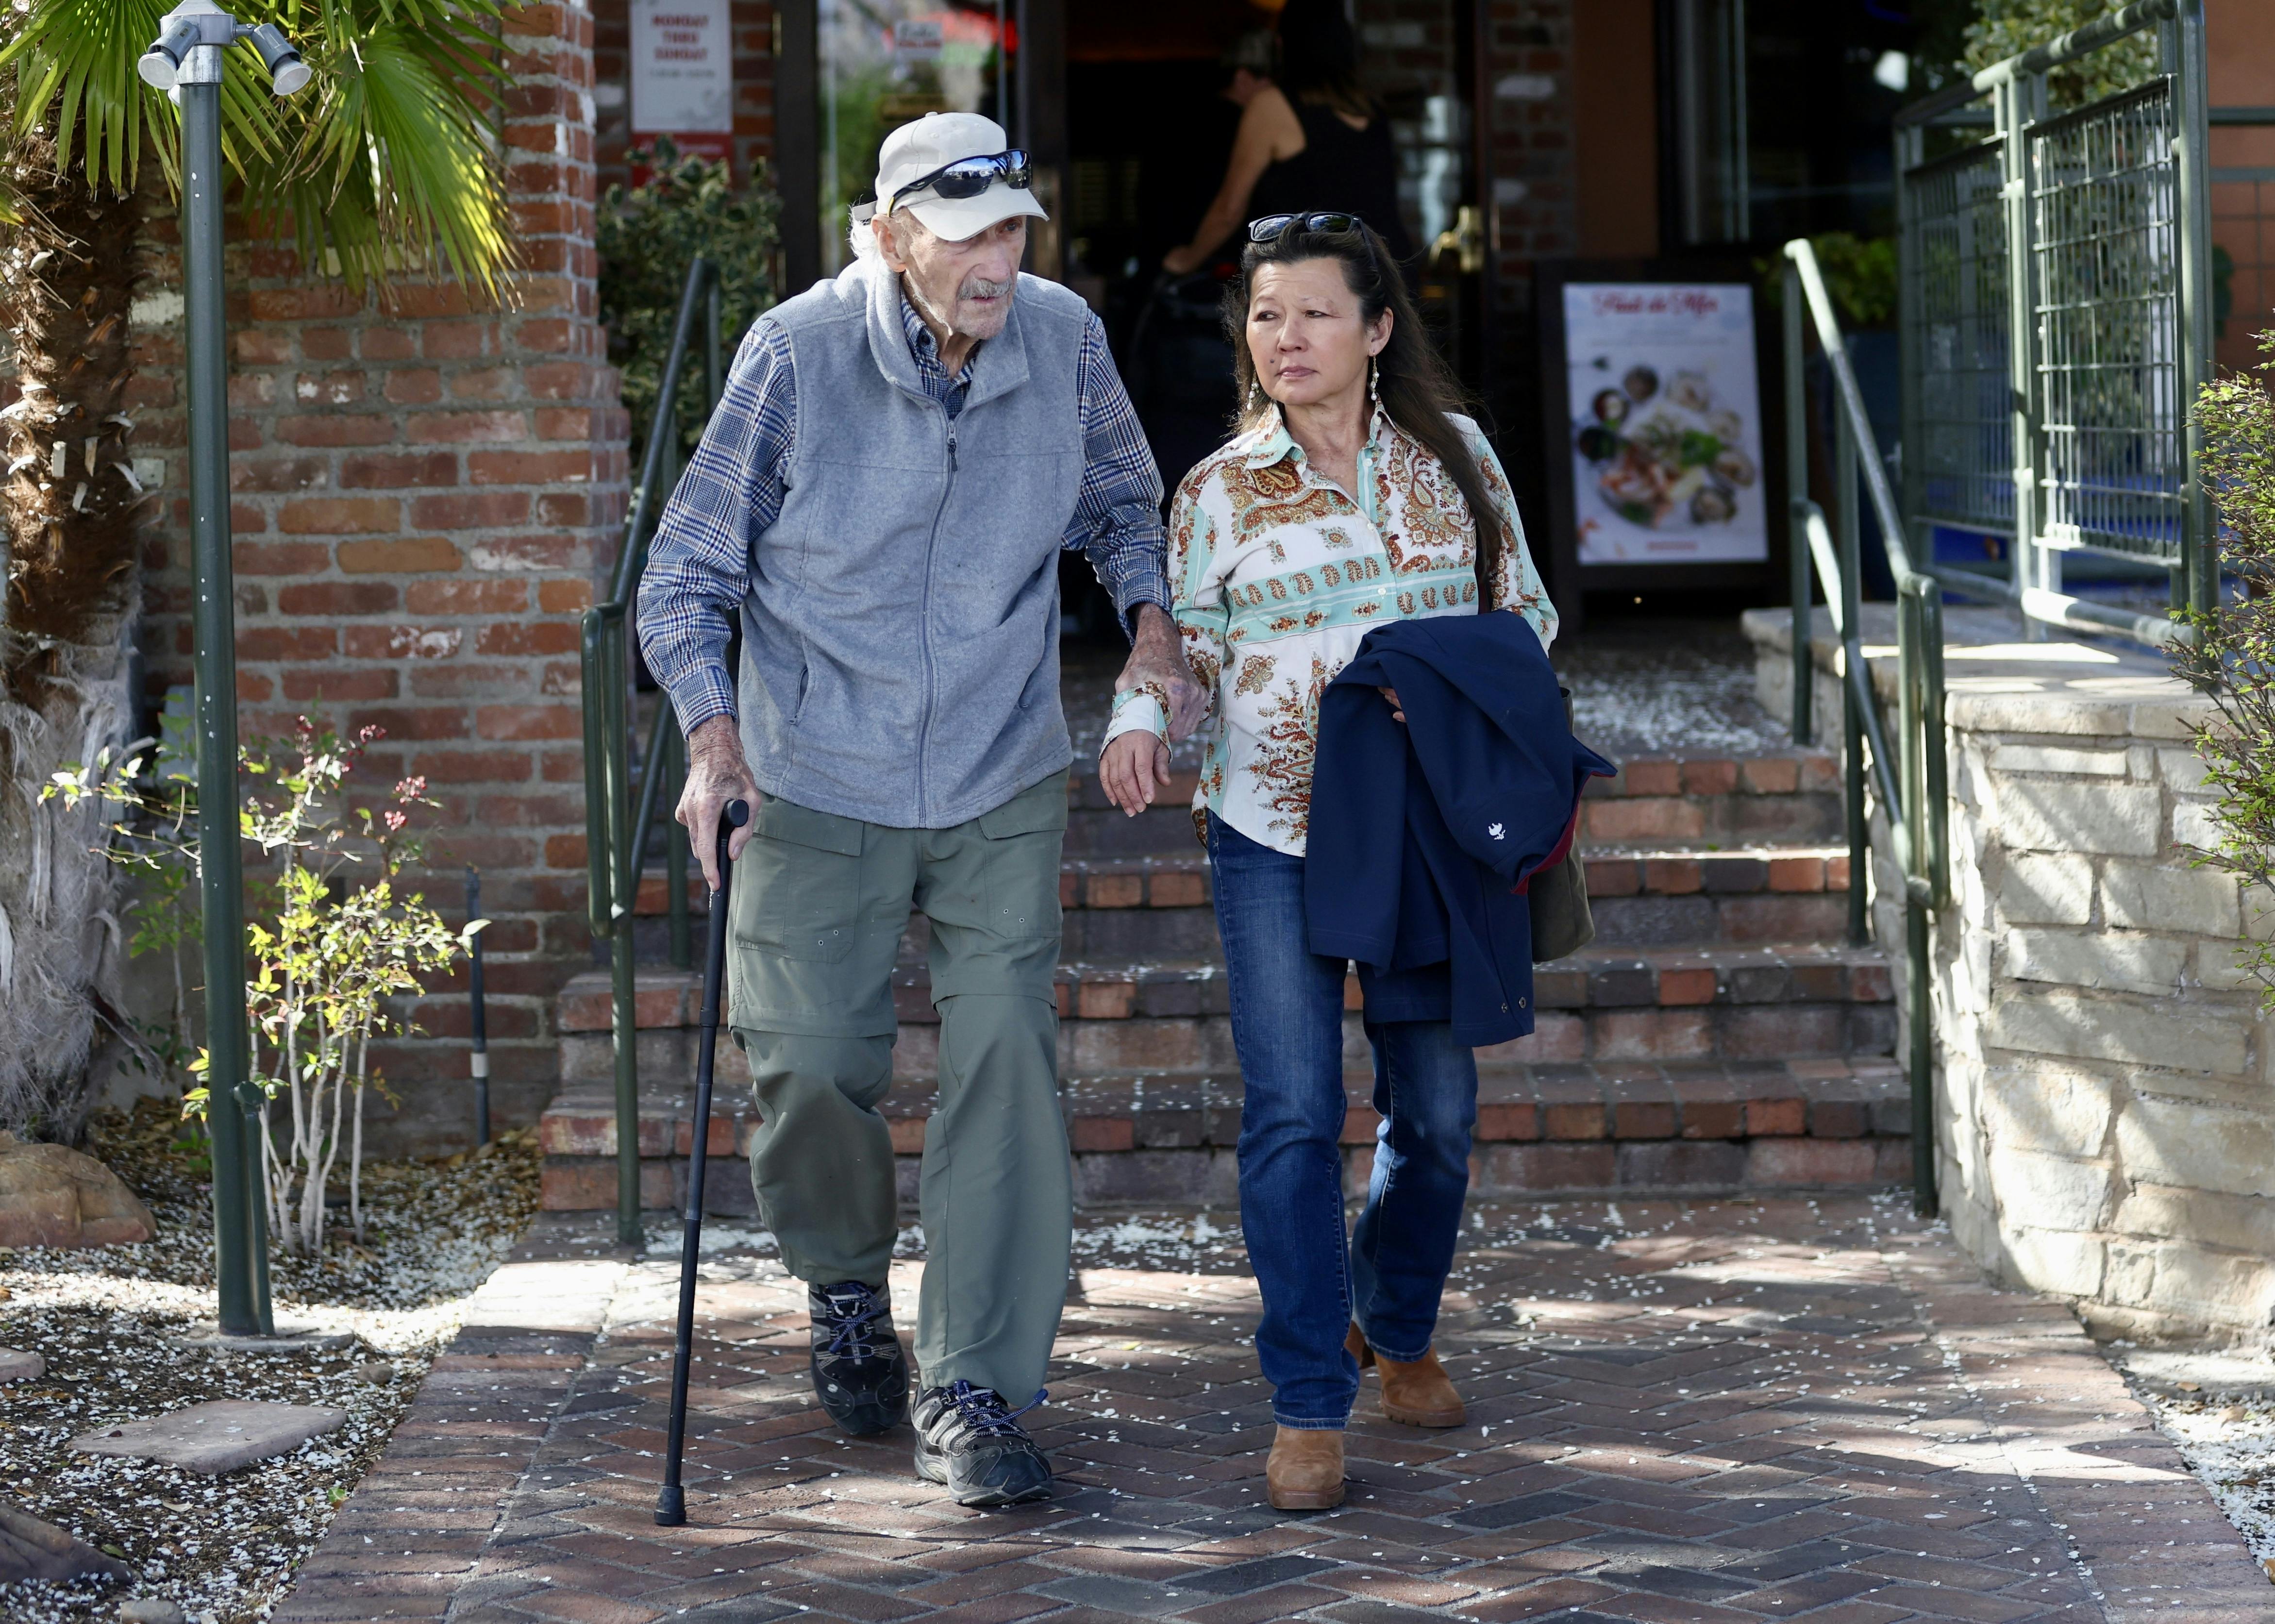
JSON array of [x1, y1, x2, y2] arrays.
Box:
[[1097, 213, 1553, 1510], [1124, 31, 1284, 512], [1161, 0, 1415, 278]]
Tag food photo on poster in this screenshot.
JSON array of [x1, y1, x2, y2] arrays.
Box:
[[1562, 283, 1769, 568]]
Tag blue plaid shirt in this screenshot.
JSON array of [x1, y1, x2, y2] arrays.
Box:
[[638, 284, 1171, 737]]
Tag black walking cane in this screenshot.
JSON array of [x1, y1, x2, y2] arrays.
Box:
[[656, 797, 749, 1528]]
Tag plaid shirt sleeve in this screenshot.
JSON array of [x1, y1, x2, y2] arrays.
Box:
[[634, 319, 796, 737], [1065, 312, 1171, 636]]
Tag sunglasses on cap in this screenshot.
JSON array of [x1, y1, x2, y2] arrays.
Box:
[[1248, 211, 1368, 241], [890, 150, 1032, 213]]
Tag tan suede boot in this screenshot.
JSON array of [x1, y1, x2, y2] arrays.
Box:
[[1347, 1323, 1466, 1428], [1266, 1425, 1346, 1510]]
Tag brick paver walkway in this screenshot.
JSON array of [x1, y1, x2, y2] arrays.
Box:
[[275, 1197, 2272, 1624]]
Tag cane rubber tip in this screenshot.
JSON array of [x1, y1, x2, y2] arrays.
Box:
[[655, 1487, 686, 1526], [724, 799, 750, 829]]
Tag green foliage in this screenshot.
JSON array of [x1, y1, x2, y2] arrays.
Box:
[[1757, 234, 1900, 332], [0, 0, 516, 297], [1962, 0, 2158, 107], [44, 716, 479, 1254], [598, 138, 780, 464], [2179, 338, 2275, 1005]]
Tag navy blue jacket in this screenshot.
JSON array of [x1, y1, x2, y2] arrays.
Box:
[[1305, 614, 1615, 1046]]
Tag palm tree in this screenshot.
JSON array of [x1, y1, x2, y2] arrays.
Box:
[[0, 0, 519, 1138]]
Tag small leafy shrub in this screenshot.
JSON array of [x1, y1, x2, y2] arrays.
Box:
[[598, 137, 780, 465], [1758, 234, 1899, 331], [1962, 0, 2157, 106], [2180, 337, 2275, 1001], [46, 718, 479, 1254]]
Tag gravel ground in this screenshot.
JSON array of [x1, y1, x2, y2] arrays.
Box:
[[1064, 619, 1790, 766], [1553, 618, 1791, 759], [2116, 1346, 2275, 1578], [0, 1102, 540, 1624]]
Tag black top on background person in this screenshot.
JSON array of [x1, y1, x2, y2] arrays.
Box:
[[1162, 0, 1414, 277]]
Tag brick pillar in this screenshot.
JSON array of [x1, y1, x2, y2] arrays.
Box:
[[1487, 0, 1579, 319], [134, 0, 628, 1155]]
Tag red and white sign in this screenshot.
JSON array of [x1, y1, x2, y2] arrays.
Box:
[[631, 0, 735, 139]]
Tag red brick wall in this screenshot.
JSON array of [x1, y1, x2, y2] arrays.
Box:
[[128, 0, 628, 1155], [594, 0, 779, 199], [1486, 0, 1579, 318]]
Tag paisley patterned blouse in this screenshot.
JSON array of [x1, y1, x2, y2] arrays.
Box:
[[1104, 404, 1557, 856]]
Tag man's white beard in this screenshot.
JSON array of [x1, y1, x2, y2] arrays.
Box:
[[910, 270, 1015, 342]]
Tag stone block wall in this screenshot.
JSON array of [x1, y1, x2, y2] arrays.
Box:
[[1911, 687, 2275, 1346], [1748, 607, 2275, 1348], [122, 0, 627, 1155]]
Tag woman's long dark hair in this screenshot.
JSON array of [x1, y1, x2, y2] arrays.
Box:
[[1224, 218, 1508, 609], [1275, 0, 1372, 121]]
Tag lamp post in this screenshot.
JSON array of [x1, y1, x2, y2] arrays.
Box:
[[140, 0, 312, 1340]]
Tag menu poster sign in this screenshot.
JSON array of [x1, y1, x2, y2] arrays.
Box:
[[632, 0, 735, 165], [1561, 283, 1768, 567]]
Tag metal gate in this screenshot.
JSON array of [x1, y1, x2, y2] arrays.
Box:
[[1893, 0, 2214, 640]]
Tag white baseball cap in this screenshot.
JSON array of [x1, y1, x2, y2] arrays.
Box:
[[873, 112, 1048, 242]]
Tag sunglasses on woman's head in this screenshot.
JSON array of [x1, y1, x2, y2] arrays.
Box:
[[1248, 211, 1367, 242], [890, 150, 1032, 213]]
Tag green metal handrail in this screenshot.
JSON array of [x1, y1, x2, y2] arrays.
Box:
[[580, 257, 723, 1245], [1784, 238, 1947, 1220]]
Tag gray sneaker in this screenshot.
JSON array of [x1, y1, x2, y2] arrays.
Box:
[[912, 1381, 1054, 1507], [807, 1281, 908, 1436]]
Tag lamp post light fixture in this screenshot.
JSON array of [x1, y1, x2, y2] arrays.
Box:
[[143, 0, 314, 1340]]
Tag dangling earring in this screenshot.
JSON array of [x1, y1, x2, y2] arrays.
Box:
[[1368, 356, 1380, 404], [1248, 376, 1263, 411]]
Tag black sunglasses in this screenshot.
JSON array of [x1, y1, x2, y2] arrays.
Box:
[[891, 150, 1033, 212], [1248, 211, 1367, 242]]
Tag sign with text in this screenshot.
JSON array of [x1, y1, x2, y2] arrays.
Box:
[[1561, 283, 1768, 566], [631, 0, 734, 136]]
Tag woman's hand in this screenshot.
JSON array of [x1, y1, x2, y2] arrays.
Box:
[[1100, 731, 1171, 818], [1379, 686, 1405, 723], [1162, 245, 1203, 277]]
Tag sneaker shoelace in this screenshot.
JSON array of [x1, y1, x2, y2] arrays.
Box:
[[937, 1379, 1048, 1440], [816, 1285, 889, 1362]]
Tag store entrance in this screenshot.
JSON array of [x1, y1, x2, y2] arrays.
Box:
[[786, 0, 1491, 636], [1056, 0, 1490, 633]]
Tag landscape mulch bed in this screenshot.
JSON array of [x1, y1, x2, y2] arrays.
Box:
[[0, 1101, 540, 1623]]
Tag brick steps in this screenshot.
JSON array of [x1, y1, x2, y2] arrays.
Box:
[[634, 843, 1855, 956], [1580, 749, 1846, 848], [536, 1056, 1911, 1212], [547, 728, 1900, 1211], [553, 941, 1890, 1086]]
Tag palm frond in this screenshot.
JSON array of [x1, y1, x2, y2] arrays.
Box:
[[0, 0, 171, 195], [280, 15, 514, 296], [2, 0, 518, 297]]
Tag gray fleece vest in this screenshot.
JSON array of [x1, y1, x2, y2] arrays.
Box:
[[736, 259, 1088, 828]]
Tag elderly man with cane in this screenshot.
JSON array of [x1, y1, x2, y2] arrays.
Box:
[[638, 112, 1203, 1508]]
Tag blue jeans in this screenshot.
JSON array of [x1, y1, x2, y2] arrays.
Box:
[[1207, 813, 1479, 1429]]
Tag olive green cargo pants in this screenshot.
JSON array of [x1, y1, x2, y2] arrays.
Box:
[[727, 769, 1071, 1403]]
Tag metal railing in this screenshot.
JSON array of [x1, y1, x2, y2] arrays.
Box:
[[1783, 240, 1947, 1220], [1893, 0, 2211, 647], [581, 257, 723, 1245]]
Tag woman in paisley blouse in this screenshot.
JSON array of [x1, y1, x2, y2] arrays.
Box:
[[1099, 214, 1556, 1510]]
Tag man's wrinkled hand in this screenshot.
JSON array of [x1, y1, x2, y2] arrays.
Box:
[[1117, 604, 1207, 743], [676, 714, 763, 890], [1100, 730, 1171, 818]]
